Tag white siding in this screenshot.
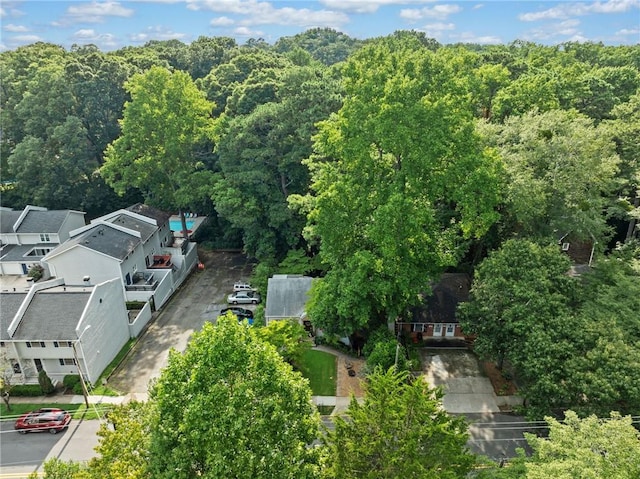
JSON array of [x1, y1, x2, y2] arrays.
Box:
[[46, 247, 122, 285]]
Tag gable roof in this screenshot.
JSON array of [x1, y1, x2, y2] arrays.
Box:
[[11, 291, 91, 341], [126, 203, 171, 226], [410, 273, 471, 324], [105, 213, 158, 243], [48, 223, 141, 262], [265, 275, 313, 319], [0, 206, 84, 234], [0, 292, 27, 341], [0, 243, 56, 262]]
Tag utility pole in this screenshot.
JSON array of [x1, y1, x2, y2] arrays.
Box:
[[72, 325, 92, 409]]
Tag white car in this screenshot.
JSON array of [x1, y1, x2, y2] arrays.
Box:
[[227, 290, 261, 305], [233, 281, 255, 292]]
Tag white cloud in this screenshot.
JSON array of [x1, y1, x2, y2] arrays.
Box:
[[9, 34, 43, 44], [519, 0, 639, 21], [233, 26, 264, 37], [522, 19, 583, 41], [0, 7, 5, 18], [449, 31, 501, 44], [616, 27, 640, 34], [63, 1, 134, 24], [3, 23, 29, 32], [129, 26, 188, 43], [401, 4, 462, 21], [423, 22, 455, 32], [473, 3, 484, 9], [210, 16, 235, 26], [318, 0, 436, 14], [71, 29, 119, 48], [191, 0, 349, 27]]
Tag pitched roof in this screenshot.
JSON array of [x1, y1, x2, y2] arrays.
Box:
[[0, 210, 21, 233], [265, 275, 313, 319], [0, 243, 55, 262], [0, 292, 27, 341], [51, 224, 140, 261], [12, 291, 91, 341], [105, 213, 157, 243], [410, 273, 471, 324], [16, 210, 73, 234], [126, 203, 171, 226]]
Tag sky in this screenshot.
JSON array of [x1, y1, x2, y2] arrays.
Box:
[[1, 0, 639, 52]]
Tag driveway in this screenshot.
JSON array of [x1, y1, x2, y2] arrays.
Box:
[[419, 349, 501, 413], [108, 249, 255, 395]]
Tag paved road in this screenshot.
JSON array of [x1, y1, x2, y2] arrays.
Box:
[[108, 250, 255, 394], [0, 417, 100, 478], [464, 412, 537, 461]]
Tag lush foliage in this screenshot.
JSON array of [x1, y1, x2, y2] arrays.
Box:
[[148, 316, 321, 479], [323, 368, 475, 479], [255, 317, 312, 366]]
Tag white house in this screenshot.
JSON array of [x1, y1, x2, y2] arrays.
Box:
[[0, 205, 86, 277], [1, 278, 129, 386], [43, 204, 199, 310], [264, 275, 314, 326]]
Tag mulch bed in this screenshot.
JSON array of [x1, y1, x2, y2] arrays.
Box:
[[481, 361, 518, 396]]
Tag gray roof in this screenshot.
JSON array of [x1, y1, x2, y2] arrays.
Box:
[[16, 210, 72, 234], [0, 292, 27, 341], [12, 291, 90, 341], [52, 224, 140, 261], [126, 203, 171, 226], [0, 243, 55, 262], [0, 210, 21, 233], [265, 275, 313, 319], [106, 213, 157, 243]]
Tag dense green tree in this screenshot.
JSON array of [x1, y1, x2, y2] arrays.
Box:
[[273, 28, 364, 65], [323, 368, 474, 479], [87, 402, 151, 479], [255, 317, 311, 366], [214, 65, 341, 260], [102, 66, 215, 231], [148, 317, 321, 479], [297, 35, 502, 335], [478, 109, 620, 243]]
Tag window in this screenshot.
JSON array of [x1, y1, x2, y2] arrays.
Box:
[[34, 358, 43, 373], [11, 360, 21, 374], [59, 358, 76, 366], [26, 247, 53, 256], [412, 323, 425, 333], [53, 341, 72, 348], [39, 233, 51, 242], [26, 341, 46, 348]]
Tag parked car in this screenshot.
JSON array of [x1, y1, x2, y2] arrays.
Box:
[[14, 408, 71, 434], [233, 281, 255, 292], [227, 290, 261, 305], [220, 307, 254, 319]]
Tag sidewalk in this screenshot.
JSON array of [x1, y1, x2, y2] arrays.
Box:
[[7, 392, 148, 405]]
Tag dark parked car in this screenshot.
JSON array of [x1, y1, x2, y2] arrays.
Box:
[[220, 307, 254, 319], [14, 408, 71, 434]]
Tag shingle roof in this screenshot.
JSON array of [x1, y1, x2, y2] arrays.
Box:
[[0, 292, 27, 341], [265, 275, 313, 319], [0, 210, 21, 233], [12, 291, 90, 341], [106, 213, 157, 243], [16, 210, 71, 234], [52, 224, 140, 261], [0, 243, 55, 262], [410, 273, 471, 324], [126, 203, 171, 226]]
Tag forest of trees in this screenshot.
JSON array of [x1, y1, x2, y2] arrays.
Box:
[[2, 29, 640, 473]]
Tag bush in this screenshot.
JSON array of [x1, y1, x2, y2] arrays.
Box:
[[73, 382, 85, 395], [362, 325, 396, 357], [27, 264, 44, 281], [63, 375, 81, 389], [38, 370, 55, 394], [10, 384, 44, 396]]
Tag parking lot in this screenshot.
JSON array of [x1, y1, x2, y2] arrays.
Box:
[[108, 249, 255, 394]]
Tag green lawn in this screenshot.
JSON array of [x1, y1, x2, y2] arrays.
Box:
[[297, 349, 337, 396], [1, 402, 110, 421]]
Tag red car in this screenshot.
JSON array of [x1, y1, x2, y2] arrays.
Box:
[[14, 408, 71, 434]]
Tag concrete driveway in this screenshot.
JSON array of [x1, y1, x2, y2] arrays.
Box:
[[420, 349, 501, 413], [108, 249, 255, 395]]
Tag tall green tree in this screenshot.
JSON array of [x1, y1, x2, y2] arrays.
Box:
[[297, 36, 503, 335], [148, 317, 321, 479], [478, 109, 620, 243], [102, 66, 215, 231], [323, 368, 474, 479]]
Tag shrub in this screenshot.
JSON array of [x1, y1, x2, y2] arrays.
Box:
[[10, 384, 44, 396], [63, 375, 81, 389], [38, 370, 55, 394], [73, 382, 85, 395], [362, 326, 395, 357], [27, 264, 44, 281]]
